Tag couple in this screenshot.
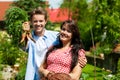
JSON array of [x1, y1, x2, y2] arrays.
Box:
[[23, 7, 87, 80]]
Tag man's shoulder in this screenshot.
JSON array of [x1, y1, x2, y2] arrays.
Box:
[[46, 30, 59, 33], [45, 30, 59, 36]]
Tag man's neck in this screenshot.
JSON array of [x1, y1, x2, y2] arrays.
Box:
[[34, 29, 45, 37]]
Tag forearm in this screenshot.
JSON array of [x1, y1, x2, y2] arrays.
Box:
[[79, 57, 87, 68], [69, 63, 82, 80], [39, 62, 49, 77], [78, 49, 87, 68], [39, 67, 49, 77]]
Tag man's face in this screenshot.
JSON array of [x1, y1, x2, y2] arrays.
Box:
[[31, 14, 47, 35]]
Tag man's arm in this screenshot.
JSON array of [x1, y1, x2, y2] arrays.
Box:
[[79, 57, 87, 68], [78, 49, 87, 68]]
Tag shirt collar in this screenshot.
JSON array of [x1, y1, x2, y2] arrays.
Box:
[[43, 29, 49, 39], [32, 29, 48, 39]]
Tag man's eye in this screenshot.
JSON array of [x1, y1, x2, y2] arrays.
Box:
[[39, 20, 43, 22], [33, 20, 37, 23]]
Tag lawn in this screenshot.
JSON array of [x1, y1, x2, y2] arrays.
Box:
[[81, 64, 111, 80]]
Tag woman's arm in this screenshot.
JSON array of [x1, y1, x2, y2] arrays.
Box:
[[69, 62, 82, 80], [39, 61, 50, 77]]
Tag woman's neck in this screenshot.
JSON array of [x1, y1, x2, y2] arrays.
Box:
[[62, 42, 71, 49]]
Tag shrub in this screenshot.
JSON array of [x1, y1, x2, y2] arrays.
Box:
[[5, 7, 28, 46], [0, 31, 27, 79]]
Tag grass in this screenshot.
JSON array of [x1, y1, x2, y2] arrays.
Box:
[[81, 64, 111, 80]]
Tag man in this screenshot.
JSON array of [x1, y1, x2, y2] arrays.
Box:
[[24, 7, 87, 80]]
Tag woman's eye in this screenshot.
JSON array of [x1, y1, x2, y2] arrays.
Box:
[[61, 28, 65, 31], [61, 28, 71, 33], [67, 30, 71, 33]]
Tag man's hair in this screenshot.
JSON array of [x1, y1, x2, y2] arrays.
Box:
[[30, 7, 47, 21]]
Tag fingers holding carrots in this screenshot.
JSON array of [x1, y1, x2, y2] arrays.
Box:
[[20, 21, 35, 44]]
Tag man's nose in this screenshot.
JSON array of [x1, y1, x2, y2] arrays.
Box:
[[36, 21, 41, 25]]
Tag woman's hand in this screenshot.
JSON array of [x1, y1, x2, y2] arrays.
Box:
[[47, 71, 55, 79]]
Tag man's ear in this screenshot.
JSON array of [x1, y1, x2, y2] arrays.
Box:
[[45, 19, 48, 24], [29, 21, 32, 28]]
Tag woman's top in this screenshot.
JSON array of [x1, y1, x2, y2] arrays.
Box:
[[46, 47, 86, 74]]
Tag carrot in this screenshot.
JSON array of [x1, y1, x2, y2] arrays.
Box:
[[20, 21, 36, 44]]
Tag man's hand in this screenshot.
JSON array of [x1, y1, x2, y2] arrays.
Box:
[[22, 21, 30, 31], [78, 57, 87, 68], [20, 21, 30, 43], [20, 21, 35, 43]]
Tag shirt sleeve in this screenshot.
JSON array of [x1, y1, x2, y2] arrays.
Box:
[[52, 32, 60, 46], [52, 38, 59, 46], [78, 49, 86, 58]]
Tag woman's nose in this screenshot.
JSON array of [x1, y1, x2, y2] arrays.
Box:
[[62, 30, 68, 34]]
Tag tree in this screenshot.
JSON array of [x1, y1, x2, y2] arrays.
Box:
[[61, 0, 120, 52], [11, 0, 48, 19], [92, 0, 120, 52]]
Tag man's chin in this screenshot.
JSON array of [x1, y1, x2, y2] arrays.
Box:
[[34, 30, 41, 33]]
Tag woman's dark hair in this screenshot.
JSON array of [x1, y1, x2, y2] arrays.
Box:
[[45, 20, 84, 71]]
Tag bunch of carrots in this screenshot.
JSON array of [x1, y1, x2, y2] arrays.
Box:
[[20, 21, 35, 46]]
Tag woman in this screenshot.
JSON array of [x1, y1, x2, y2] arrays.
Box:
[[39, 20, 86, 80]]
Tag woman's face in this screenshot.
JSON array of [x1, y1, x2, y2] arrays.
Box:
[[31, 14, 47, 35], [60, 24, 72, 43]]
